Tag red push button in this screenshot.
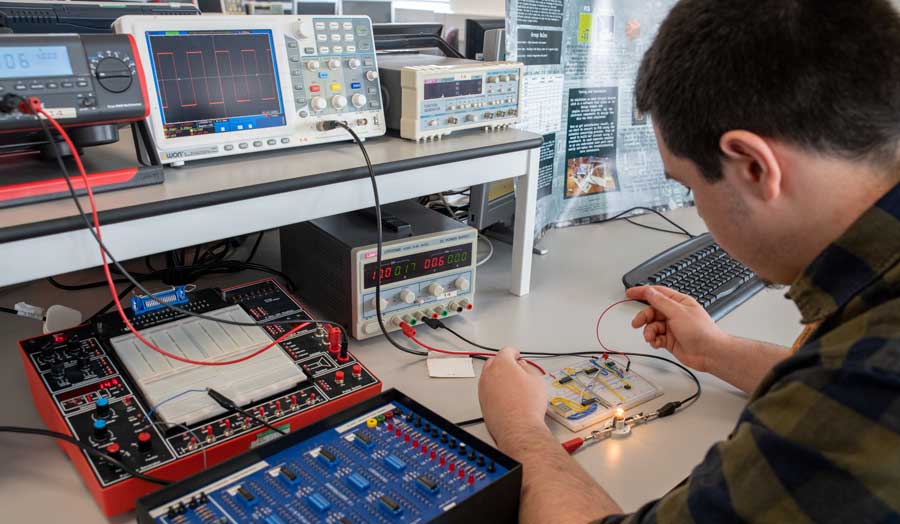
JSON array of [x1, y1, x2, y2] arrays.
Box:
[[309, 85, 321, 92]]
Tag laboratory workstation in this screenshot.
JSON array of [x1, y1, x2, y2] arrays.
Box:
[[2, 0, 897, 523]]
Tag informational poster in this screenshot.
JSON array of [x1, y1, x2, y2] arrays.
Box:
[[507, 0, 693, 234]]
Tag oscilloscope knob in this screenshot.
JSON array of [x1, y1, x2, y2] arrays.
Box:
[[348, 58, 361, 69], [365, 70, 379, 82], [351, 94, 367, 108], [307, 60, 321, 71], [331, 95, 348, 110], [310, 97, 327, 112], [94, 56, 133, 93], [328, 58, 341, 70]]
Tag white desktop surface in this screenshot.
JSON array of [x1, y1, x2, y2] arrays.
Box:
[[0, 206, 803, 523]]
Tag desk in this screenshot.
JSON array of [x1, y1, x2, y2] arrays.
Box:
[[0, 129, 542, 295], [0, 207, 803, 523]]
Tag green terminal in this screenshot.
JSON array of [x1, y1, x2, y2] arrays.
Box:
[[440, 310, 449, 317], [409, 318, 417, 326], [376, 414, 385, 423]]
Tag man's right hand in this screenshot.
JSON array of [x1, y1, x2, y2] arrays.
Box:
[[625, 285, 730, 372]]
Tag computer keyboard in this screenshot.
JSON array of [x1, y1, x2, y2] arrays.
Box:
[[622, 233, 765, 320]]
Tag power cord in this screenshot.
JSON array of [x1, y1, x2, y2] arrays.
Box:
[[327, 120, 428, 358], [0, 426, 171, 485]]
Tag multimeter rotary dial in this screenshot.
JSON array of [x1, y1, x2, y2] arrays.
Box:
[[90, 51, 136, 93]]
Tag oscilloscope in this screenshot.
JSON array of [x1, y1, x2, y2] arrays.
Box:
[[113, 15, 386, 165]]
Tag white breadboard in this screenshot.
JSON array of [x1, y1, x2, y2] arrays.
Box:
[[545, 358, 662, 432], [110, 305, 306, 426]]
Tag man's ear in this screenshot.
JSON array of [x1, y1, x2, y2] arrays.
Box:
[[719, 130, 783, 201]]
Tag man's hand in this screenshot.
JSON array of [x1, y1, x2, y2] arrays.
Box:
[[626, 285, 790, 394], [626, 285, 728, 372], [478, 347, 550, 448]]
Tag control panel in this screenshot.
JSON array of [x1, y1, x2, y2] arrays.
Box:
[[281, 201, 478, 340], [0, 33, 148, 131], [377, 55, 523, 141], [136, 390, 522, 524], [113, 15, 385, 165], [19, 279, 382, 517]]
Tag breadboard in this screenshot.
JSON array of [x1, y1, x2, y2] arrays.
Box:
[[110, 305, 306, 426], [544, 358, 661, 432]]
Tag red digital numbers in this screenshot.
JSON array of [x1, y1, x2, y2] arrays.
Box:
[[423, 256, 445, 270]]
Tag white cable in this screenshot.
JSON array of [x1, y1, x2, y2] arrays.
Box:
[[476, 235, 494, 267]]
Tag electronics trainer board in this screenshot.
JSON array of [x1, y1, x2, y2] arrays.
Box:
[[18, 279, 381, 517], [137, 389, 522, 524], [113, 15, 385, 165], [545, 358, 662, 432], [281, 201, 477, 340]]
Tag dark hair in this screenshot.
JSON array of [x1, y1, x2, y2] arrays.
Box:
[[635, 0, 900, 181]]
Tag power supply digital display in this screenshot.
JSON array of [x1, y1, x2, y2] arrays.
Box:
[[363, 245, 472, 288], [146, 29, 286, 139]]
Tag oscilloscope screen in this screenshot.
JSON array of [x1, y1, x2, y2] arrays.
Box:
[[146, 30, 287, 139]]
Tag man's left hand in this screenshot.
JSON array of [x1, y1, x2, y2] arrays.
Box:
[[478, 347, 550, 449]]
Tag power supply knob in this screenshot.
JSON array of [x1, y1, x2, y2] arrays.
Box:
[[465, 114, 478, 122], [331, 95, 348, 109], [399, 289, 416, 304], [306, 60, 321, 71], [310, 97, 327, 112], [365, 70, 379, 81], [328, 58, 341, 70], [370, 296, 389, 310], [362, 322, 380, 335], [453, 277, 470, 291], [351, 93, 367, 108], [348, 58, 361, 69], [426, 283, 445, 297]]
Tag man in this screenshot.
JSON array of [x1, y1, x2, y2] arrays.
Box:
[[478, 1, 900, 522]]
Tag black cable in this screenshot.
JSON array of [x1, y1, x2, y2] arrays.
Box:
[[245, 231, 265, 264], [206, 388, 287, 436], [86, 283, 136, 324], [455, 417, 485, 427], [47, 275, 135, 291], [333, 122, 427, 357], [0, 426, 170, 485], [30, 112, 346, 334], [587, 206, 695, 238], [624, 218, 689, 237]]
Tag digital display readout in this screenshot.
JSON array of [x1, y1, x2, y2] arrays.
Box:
[[56, 377, 121, 402], [0, 46, 72, 79], [423, 77, 482, 100], [363, 245, 472, 288]]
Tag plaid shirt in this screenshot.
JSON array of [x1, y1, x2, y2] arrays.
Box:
[[600, 183, 900, 524]]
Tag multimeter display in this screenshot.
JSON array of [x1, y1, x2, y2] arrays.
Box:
[[145, 29, 286, 139], [0, 46, 72, 79]]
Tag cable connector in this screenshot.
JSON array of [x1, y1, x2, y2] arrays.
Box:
[[14, 302, 44, 321], [421, 317, 444, 330], [656, 401, 683, 418], [399, 321, 416, 338], [206, 388, 239, 412], [316, 120, 344, 131], [0, 94, 40, 115]]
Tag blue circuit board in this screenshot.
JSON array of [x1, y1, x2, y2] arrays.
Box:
[[149, 402, 509, 524]]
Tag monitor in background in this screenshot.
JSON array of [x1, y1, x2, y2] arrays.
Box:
[[0, 0, 199, 34], [295, 1, 337, 14], [465, 18, 504, 60], [342, 0, 393, 23]]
